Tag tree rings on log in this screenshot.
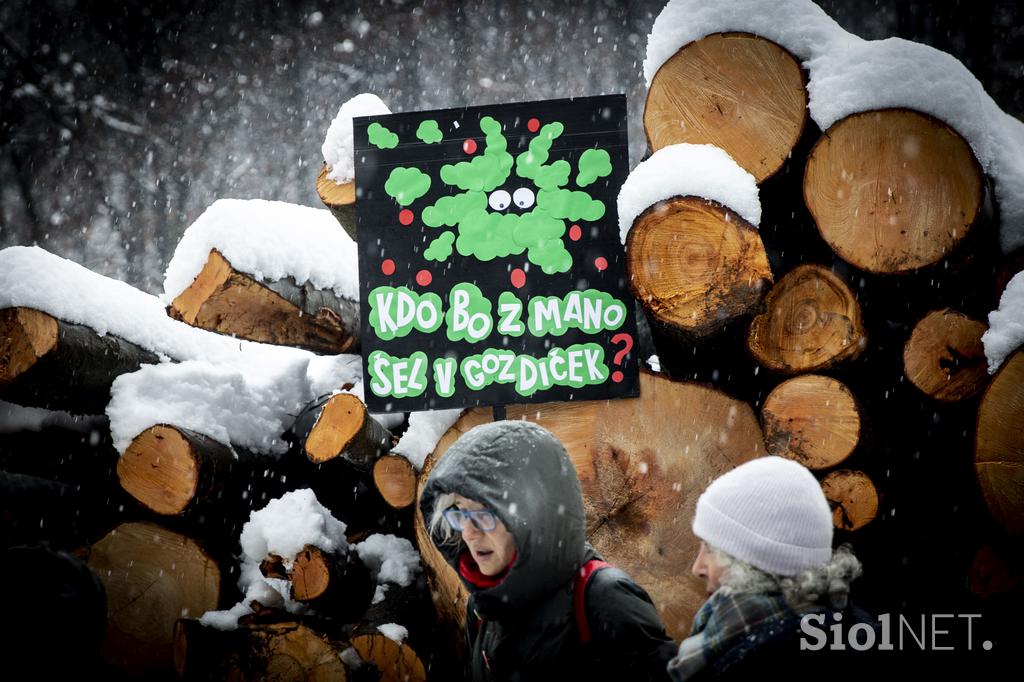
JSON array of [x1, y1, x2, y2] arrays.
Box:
[[804, 109, 984, 274], [762, 375, 861, 470], [644, 32, 807, 183], [83, 521, 221, 678], [416, 371, 767, 641], [168, 249, 359, 354], [316, 162, 358, 240], [821, 469, 878, 531], [296, 392, 393, 468], [975, 349, 1024, 536], [373, 454, 418, 509], [903, 308, 988, 402], [290, 545, 375, 622], [626, 197, 773, 339], [747, 264, 866, 373], [349, 634, 426, 682]]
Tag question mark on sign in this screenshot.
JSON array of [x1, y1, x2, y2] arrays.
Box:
[[610, 332, 633, 383]]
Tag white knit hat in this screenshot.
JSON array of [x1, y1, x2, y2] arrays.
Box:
[[692, 456, 833, 576]]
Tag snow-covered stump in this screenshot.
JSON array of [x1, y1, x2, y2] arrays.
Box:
[[258, 544, 375, 623], [903, 308, 989, 402], [316, 163, 358, 240], [349, 578, 432, 682], [0, 306, 159, 414], [415, 370, 766, 641], [747, 264, 867, 374], [820, 469, 880, 532], [167, 249, 361, 355], [82, 520, 224, 678], [644, 32, 808, 184], [975, 349, 1024, 537]]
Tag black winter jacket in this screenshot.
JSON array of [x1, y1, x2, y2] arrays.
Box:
[[420, 421, 677, 681]]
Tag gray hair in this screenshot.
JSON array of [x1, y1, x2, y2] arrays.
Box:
[[711, 543, 863, 611], [428, 492, 461, 547]]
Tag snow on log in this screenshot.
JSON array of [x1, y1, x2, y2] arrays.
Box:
[[903, 308, 988, 402], [316, 163, 357, 240], [747, 264, 866, 373], [975, 349, 1024, 537], [644, 32, 807, 183], [415, 370, 766, 641], [762, 375, 861, 470], [983, 270, 1024, 373], [261, 544, 376, 622], [0, 306, 158, 414], [349, 579, 431, 682], [820, 469, 879, 531]]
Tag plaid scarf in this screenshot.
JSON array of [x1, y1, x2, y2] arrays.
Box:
[[668, 589, 793, 681]]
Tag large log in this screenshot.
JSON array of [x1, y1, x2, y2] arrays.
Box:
[[761, 374, 861, 470], [975, 349, 1024, 536], [747, 263, 866, 373], [903, 308, 988, 402], [0, 306, 159, 413], [626, 196, 773, 341], [644, 32, 807, 183], [414, 371, 767, 641], [168, 249, 359, 354], [804, 109, 984, 274], [82, 520, 222, 678], [316, 162, 358, 240]]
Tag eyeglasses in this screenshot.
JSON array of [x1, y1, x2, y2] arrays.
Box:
[[443, 507, 498, 532]]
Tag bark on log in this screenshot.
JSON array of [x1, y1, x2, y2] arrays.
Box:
[[821, 469, 878, 531], [644, 32, 807, 183], [975, 349, 1024, 537], [294, 392, 393, 469], [117, 424, 287, 518], [316, 162, 358, 240], [82, 520, 222, 678], [626, 197, 773, 340], [0, 306, 159, 413], [168, 249, 359, 354], [903, 308, 988, 402], [174, 617, 350, 681], [804, 109, 984, 274], [762, 375, 861, 470], [415, 370, 767, 641], [289, 544, 375, 622], [747, 264, 866, 373]]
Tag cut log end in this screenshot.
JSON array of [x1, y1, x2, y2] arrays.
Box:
[[0, 307, 58, 385], [291, 546, 333, 602], [627, 197, 772, 338], [804, 109, 983, 274], [117, 425, 199, 516], [821, 470, 878, 531], [373, 454, 418, 509], [316, 162, 356, 209], [762, 375, 861, 470], [350, 633, 427, 682], [306, 393, 371, 463], [975, 349, 1024, 536], [748, 264, 866, 373], [644, 32, 807, 182], [904, 308, 988, 402]]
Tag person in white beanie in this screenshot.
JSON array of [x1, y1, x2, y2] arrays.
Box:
[[668, 456, 878, 681]]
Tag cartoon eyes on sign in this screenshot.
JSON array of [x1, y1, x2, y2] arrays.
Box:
[[379, 115, 613, 278]]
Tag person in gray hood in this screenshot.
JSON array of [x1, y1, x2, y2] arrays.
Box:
[[420, 420, 677, 681]]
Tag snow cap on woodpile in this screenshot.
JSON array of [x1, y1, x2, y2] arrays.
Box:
[[983, 271, 1024, 373], [644, 0, 1024, 253], [617, 143, 761, 244], [322, 93, 391, 184], [162, 199, 359, 305], [393, 408, 464, 470]]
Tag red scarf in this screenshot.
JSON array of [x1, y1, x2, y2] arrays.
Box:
[[458, 549, 517, 588]]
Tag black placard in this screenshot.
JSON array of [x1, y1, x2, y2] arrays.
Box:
[[354, 95, 637, 412]]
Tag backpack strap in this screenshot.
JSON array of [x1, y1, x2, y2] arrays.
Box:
[[574, 559, 612, 643]]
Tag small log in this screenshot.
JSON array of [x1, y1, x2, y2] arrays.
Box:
[[975, 349, 1024, 536], [747, 264, 866, 373], [804, 109, 984, 274], [316, 162, 358, 239], [762, 375, 861, 470], [82, 521, 222, 678], [903, 308, 988, 402], [168, 249, 359, 354], [117, 424, 286, 518], [290, 544, 375, 622], [373, 455, 418, 509], [350, 580, 433, 682], [644, 32, 807, 183], [0, 306, 159, 413], [294, 392, 393, 468], [626, 196, 773, 340], [416, 370, 767, 641], [821, 469, 878, 531]]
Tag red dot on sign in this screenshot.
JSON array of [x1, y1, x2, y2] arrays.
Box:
[[381, 259, 396, 276], [398, 209, 414, 226], [510, 268, 526, 288], [612, 370, 624, 383], [569, 224, 582, 241], [527, 118, 540, 133], [415, 269, 432, 286], [595, 256, 608, 272], [463, 138, 478, 154]]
